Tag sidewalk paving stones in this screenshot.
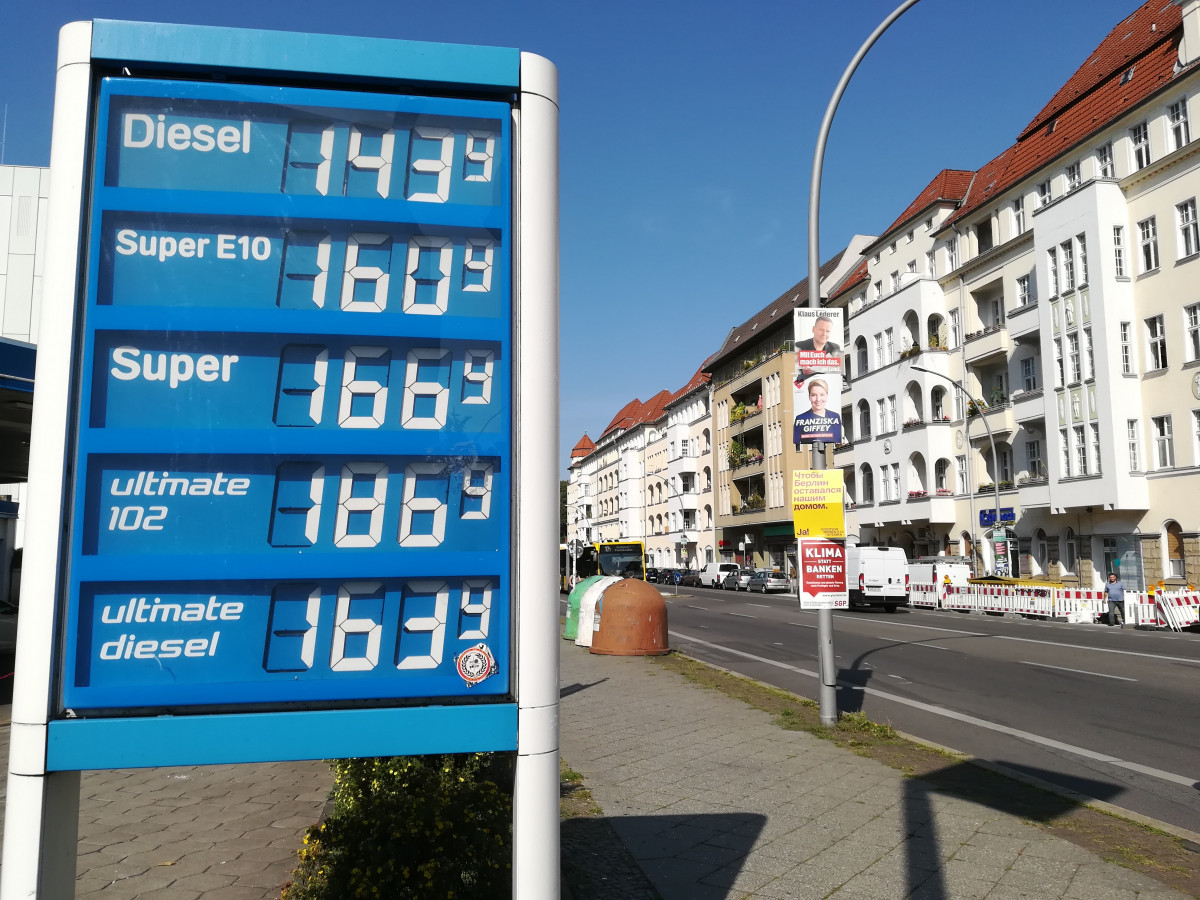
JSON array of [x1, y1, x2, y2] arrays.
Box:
[[559, 639, 1193, 899]]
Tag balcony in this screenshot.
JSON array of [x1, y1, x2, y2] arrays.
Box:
[[674, 490, 701, 512], [1017, 477, 1050, 508], [900, 495, 959, 525], [673, 529, 700, 545], [967, 401, 1015, 438], [963, 323, 1011, 365], [1012, 388, 1046, 423], [1007, 303, 1040, 339]]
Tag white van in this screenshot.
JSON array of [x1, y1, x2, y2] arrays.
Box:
[[700, 562, 740, 588], [845, 546, 909, 612]]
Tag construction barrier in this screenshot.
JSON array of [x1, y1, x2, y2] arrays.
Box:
[[941, 585, 972, 612], [1053, 588, 1106, 623], [909, 582, 940, 608], [1012, 585, 1054, 617], [1129, 590, 1200, 630]]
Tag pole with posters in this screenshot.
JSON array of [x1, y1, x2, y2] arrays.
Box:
[[792, 470, 848, 611], [791, 308, 843, 726], [3, 21, 559, 898]]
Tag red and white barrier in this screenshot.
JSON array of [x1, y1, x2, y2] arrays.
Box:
[[1053, 588, 1105, 623], [909, 582, 940, 608]]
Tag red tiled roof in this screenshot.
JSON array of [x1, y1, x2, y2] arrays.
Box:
[[570, 433, 595, 459], [704, 249, 852, 371], [946, 1, 1183, 229], [867, 169, 975, 250], [1020, 1, 1179, 139], [669, 366, 712, 404], [829, 257, 869, 302], [634, 389, 674, 427], [600, 397, 646, 438]]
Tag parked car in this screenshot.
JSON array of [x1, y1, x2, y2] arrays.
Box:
[[721, 568, 755, 591], [680, 571, 702, 587], [658, 568, 680, 584], [644, 567, 660, 583], [747, 570, 791, 593], [700, 562, 740, 588]]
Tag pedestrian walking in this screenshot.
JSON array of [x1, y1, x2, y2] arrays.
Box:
[[1105, 572, 1126, 627]]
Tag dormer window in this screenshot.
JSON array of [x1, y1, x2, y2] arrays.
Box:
[[1121, 65, 1135, 85]]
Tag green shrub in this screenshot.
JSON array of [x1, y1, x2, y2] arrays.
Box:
[[282, 753, 513, 899]]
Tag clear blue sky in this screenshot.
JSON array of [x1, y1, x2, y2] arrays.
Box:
[[0, 0, 1145, 476]]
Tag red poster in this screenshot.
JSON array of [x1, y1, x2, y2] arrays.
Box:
[[799, 538, 848, 610]]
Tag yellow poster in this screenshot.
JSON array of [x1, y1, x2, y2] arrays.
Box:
[[791, 469, 845, 539]]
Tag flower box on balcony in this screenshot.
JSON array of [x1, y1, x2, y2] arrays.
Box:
[[902, 419, 923, 430], [907, 490, 927, 499], [935, 488, 954, 496]]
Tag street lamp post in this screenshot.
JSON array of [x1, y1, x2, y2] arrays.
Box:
[[807, 0, 922, 727], [910, 364, 1001, 576]]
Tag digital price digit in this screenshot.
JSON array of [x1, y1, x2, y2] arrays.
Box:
[[273, 345, 495, 429], [278, 230, 495, 313], [268, 460, 495, 549], [264, 578, 494, 672], [282, 121, 496, 201]]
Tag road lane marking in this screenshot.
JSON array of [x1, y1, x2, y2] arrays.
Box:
[[727, 613, 757, 619], [832, 615, 985, 636], [994, 635, 1200, 665], [788, 622, 817, 629], [668, 629, 1196, 788], [686, 605, 708, 611], [876, 640, 953, 651], [1020, 661, 1137, 682], [748, 604, 771, 608]]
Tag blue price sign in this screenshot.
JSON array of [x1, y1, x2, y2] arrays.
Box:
[[61, 78, 513, 713]]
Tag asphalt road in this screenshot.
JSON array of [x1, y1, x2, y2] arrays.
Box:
[[649, 584, 1200, 836]]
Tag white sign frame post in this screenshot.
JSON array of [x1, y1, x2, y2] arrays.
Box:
[[2, 21, 559, 899]]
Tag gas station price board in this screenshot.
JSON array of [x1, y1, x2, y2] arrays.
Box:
[[61, 77, 513, 714]]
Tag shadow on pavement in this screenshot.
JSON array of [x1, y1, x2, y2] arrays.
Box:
[[561, 679, 609, 699], [562, 813, 765, 900]]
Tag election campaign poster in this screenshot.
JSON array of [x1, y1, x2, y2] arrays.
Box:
[[791, 469, 845, 539], [798, 538, 848, 610], [793, 309, 844, 445]]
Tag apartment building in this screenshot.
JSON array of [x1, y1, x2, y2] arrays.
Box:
[[568, 0, 1200, 592], [704, 238, 873, 574], [839, 0, 1200, 589]]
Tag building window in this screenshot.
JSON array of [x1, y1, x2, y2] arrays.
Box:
[[889, 241, 897, 254], [890, 271, 900, 293], [935, 458, 949, 490], [1061, 241, 1075, 291], [1167, 522, 1186, 578], [1193, 409, 1200, 464], [1097, 141, 1114, 178], [1021, 356, 1037, 391], [856, 339, 869, 375], [949, 309, 960, 348], [1153, 415, 1175, 468], [1120, 322, 1133, 373], [925, 249, 936, 278], [873, 280, 882, 301], [1054, 338, 1064, 388], [1016, 274, 1031, 307], [1091, 423, 1101, 474], [1078, 234, 1088, 284], [877, 398, 887, 433], [887, 395, 897, 432], [1074, 425, 1087, 475], [1065, 162, 1081, 192], [1169, 99, 1191, 152], [1026, 440, 1043, 479], [1038, 180, 1052, 207], [1113, 225, 1126, 277], [1013, 197, 1025, 235], [874, 333, 884, 368], [906, 259, 917, 275], [885, 328, 895, 363], [1128, 419, 1140, 471], [1178, 199, 1199, 258], [1188, 304, 1200, 362], [889, 463, 900, 501], [947, 239, 958, 270], [1068, 332, 1081, 384], [1047, 247, 1058, 295], [1060, 428, 1071, 476], [998, 446, 1011, 482], [1131, 121, 1151, 170], [861, 467, 874, 503], [858, 401, 871, 439], [1146, 314, 1167, 370], [1138, 217, 1159, 272], [956, 455, 968, 495], [1083, 327, 1094, 380], [1064, 529, 1078, 575]]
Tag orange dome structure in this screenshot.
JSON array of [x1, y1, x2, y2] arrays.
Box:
[[590, 578, 669, 656]]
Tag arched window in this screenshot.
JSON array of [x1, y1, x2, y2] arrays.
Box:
[[857, 400, 872, 440], [1166, 521, 1186, 578], [1063, 528, 1077, 575], [860, 464, 874, 503], [931, 386, 947, 421], [855, 337, 869, 376], [934, 458, 950, 492], [1033, 529, 1048, 575]]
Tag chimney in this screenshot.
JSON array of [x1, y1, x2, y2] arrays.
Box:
[[1175, 0, 1200, 68]]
